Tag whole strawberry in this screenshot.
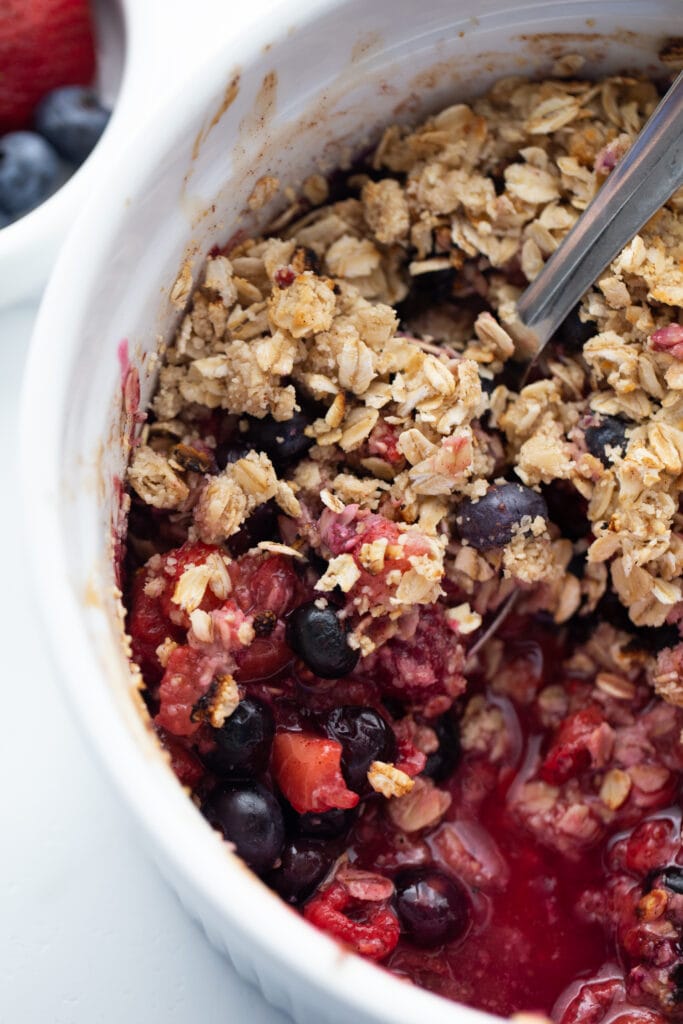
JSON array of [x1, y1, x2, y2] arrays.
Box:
[[0, 0, 96, 133]]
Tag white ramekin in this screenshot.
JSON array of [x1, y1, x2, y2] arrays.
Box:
[[21, 1, 682, 1021]]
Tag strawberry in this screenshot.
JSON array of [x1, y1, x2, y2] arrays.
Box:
[[0, 0, 96, 132], [271, 732, 360, 814]]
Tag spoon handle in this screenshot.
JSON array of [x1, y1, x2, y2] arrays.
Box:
[[516, 71, 683, 354]]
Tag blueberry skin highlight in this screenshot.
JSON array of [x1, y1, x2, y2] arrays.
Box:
[[396, 868, 471, 948], [326, 706, 397, 793], [286, 602, 359, 679], [267, 838, 336, 904], [210, 698, 275, 778], [203, 783, 284, 875]]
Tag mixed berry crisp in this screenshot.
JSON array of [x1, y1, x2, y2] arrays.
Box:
[[122, 68, 683, 1021]]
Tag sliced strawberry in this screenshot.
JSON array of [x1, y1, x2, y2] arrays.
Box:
[[271, 732, 360, 814], [0, 0, 97, 132]]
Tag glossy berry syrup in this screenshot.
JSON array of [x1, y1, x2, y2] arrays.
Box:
[[345, 654, 612, 1015], [378, 779, 611, 1017]]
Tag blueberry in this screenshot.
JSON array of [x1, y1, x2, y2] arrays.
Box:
[[542, 480, 589, 541], [203, 783, 284, 875], [210, 698, 274, 777], [296, 807, 356, 838], [267, 838, 335, 904], [456, 482, 548, 550], [671, 962, 683, 1003], [422, 714, 461, 784], [584, 416, 629, 467], [326, 706, 397, 793], [567, 551, 586, 579], [660, 867, 683, 895], [286, 602, 359, 679], [226, 500, 280, 557], [595, 590, 634, 634], [34, 86, 110, 165], [244, 410, 313, 466], [215, 440, 252, 471], [396, 869, 470, 948], [625, 623, 681, 654], [0, 132, 61, 215], [555, 304, 594, 352]]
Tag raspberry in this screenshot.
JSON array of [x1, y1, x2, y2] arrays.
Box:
[[303, 882, 400, 961], [230, 554, 302, 618], [360, 606, 466, 709]]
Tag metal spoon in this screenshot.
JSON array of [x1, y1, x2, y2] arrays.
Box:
[[467, 75, 683, 655], [516, 71, 683, 360]]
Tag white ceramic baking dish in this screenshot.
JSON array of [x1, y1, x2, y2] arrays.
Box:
[[21, 0, 682, 1020]]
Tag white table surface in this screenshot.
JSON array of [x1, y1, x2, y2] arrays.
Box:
[[0, 2, 294, 1022]]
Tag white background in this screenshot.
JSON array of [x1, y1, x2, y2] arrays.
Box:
[[1, 1, 294, 1022]]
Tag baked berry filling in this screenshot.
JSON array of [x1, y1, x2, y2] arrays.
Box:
[[125, 525, 683, 1020], [122, 69, 683, 1023]]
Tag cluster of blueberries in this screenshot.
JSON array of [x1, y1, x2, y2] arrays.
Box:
[[203, 698, 469, 947], [0, 85, 110, 227]]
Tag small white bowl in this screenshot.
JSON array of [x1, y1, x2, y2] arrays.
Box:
[[0, 0, 156, 308], [21, 0, 682, 1021]]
